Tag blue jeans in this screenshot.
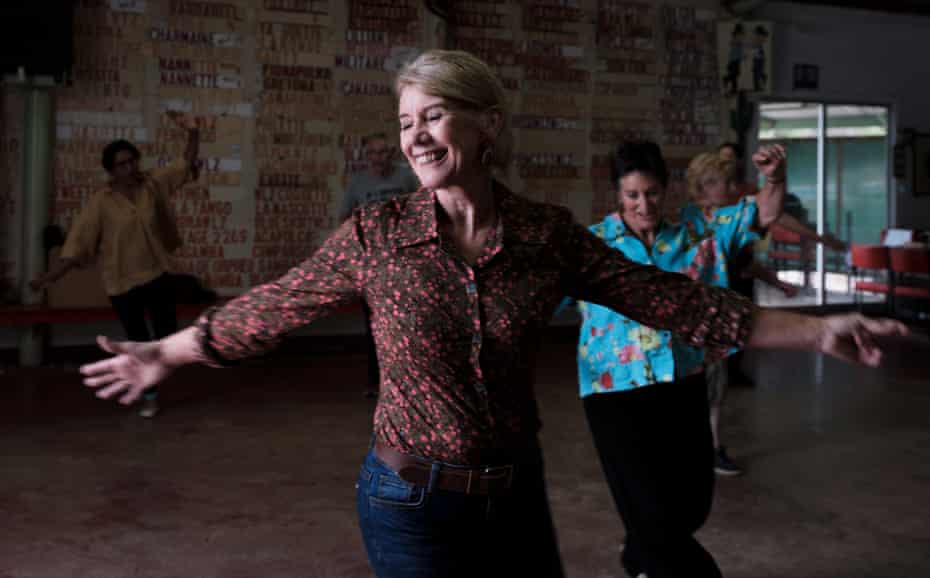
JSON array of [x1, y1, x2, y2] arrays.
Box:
[[356, 444, 564, 578]]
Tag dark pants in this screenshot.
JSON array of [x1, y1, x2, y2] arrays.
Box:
[[361, 301, 380, 392], [108, 274, 178, 400], [356, 444, 564, 578], [583, 375, 721, 578], [728, 262, 755, 384]]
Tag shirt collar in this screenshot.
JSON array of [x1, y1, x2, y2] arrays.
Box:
[[392, 181, 550, 249], [600, 212, 668, 244]]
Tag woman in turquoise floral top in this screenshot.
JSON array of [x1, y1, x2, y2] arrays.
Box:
[[574, 140, 786, 578]]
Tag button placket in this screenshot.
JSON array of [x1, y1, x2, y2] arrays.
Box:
[[464, 270, 487, 404]]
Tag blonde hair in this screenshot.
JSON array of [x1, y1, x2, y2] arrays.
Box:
[[686, 152, 735, 202], [395, 50, 513, 170]]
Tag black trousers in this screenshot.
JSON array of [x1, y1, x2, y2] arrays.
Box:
[[583, 375, 721, 578], [108, 274, 178, 399]]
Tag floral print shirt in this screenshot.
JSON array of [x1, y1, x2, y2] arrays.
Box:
[[576, 198, 760, 398], [196, 184, 755, 465]]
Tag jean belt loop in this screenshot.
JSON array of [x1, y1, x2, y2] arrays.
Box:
[[427, 461, 442, 494]]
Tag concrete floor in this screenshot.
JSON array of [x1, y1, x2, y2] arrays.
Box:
[[2, 332, 929, 578]]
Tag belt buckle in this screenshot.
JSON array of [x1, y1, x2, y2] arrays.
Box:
[[470, 464, 513, 495]]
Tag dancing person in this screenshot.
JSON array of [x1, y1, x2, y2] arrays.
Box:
[[79, 52, 904, 578], [571, 140, 814, 577], [32, 110, 199, 418], [718, 141, 846, 388]]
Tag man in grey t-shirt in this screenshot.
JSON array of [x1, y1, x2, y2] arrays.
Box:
[[339, 133, 420, 222], [341, 133, 419, 398]]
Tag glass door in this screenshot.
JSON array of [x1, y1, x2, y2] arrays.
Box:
[[756, 101, 890, 307]]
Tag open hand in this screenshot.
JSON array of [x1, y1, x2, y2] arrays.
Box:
[[817, 314, 907, 367], [752, 144, 787, 183], [80, 336, 175, 405]]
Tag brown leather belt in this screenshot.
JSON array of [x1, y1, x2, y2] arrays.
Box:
[[373, 440, 514, 496]]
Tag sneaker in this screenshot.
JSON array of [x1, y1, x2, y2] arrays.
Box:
[[714, 446, 743, 476], [138, 398, 159, 419]]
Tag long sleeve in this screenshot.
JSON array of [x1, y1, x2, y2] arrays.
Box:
[[60, 194, 102, 264], [565, 218, 755, 355], [195, 216, 366, 363]]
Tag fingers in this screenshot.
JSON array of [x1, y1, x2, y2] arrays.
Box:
[[96, 380, 132, 401], [119, 385, 144, 405], [754, 144, 786, 166], [850, 323, 880, 366], [860, 317, 909, 337], [83, 371, 124, 388], [80, 356, 122, 378]]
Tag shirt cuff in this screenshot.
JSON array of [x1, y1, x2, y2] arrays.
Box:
[[194, 307, 238, 367]]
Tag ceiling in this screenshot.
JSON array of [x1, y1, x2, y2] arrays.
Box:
[[787, 0, 930, 16], [724, 0, 930, 17]]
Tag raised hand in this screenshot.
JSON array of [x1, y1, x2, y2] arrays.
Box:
[[817, 314, 907, 367], [752, 144, 787, 183], [80, 336, 176, 405], [165, 110, 198, 130]]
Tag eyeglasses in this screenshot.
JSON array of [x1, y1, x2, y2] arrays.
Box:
[[113, 158, 137, 168]]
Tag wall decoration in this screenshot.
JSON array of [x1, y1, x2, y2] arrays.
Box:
[[717, 19, 772, 96]]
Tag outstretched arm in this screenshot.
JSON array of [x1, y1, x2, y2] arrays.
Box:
[[568, 212, 906, 368], [776, 212, 847, 251], [80, 217, 367, 404], [81, 327, 205, 404], [165, 110, 200, 173], [741, 260, 799, 297], [747, 309, 906, 367]]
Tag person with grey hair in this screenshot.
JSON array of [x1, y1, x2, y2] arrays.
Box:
[[78, 50, 905, 578], [339, 132, 420, 397], [338, 132, 420, 223]]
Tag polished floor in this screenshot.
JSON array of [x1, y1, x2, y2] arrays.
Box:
[[1, 331, 929, 578]]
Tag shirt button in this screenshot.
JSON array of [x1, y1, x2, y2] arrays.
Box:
[[466, 283, 477, 295]]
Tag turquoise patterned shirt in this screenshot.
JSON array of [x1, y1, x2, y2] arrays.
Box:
[[576, 198, 760, 397]]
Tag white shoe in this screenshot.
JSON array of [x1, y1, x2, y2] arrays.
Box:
[[138, 399, 159, 418]]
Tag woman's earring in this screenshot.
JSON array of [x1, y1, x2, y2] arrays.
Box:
[[480, 145, 494, 167]]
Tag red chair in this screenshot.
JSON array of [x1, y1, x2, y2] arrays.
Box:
[[889, 248, 930, 316], [767, 224, 813, 287], [849, 244, 892, 311]]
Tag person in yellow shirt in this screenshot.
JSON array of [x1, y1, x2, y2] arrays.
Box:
[[32, 111, 199, 418]]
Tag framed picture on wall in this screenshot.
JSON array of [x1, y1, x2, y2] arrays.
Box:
[[717, 20, 773, 97], [915, 133, 930, 196]]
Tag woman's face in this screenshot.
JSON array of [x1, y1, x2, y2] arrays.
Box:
[[618, 171, 665, 236], [698, 171, 733, 208], [111, 149, 140, 184], [398, 86, 487, 191]]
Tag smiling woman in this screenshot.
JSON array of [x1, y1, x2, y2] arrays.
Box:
[[77, 50, 906, 578]]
